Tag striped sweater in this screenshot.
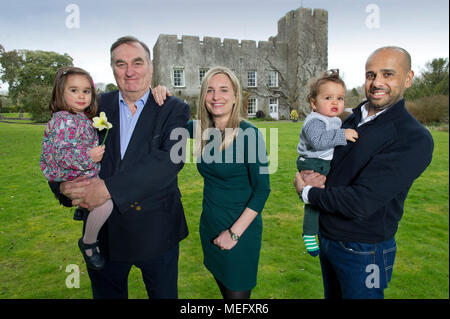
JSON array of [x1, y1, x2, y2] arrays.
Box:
[[296, 111, 347, 160]]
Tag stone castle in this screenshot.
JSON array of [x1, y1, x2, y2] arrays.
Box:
[[152, 7, 328, 119]]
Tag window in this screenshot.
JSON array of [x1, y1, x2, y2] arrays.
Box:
[[173, 67, 185, 87], [247, 71, 257, 87], [247, 97, 257, 115], [199, 68, 209, 84], [269, 70, 279, 87]]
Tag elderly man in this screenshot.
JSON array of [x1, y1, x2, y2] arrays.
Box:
[[50, 36, 190, 299], [294, 46, 434, 299]]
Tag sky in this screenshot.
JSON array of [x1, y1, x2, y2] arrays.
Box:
[[0, 0, 448, 91]]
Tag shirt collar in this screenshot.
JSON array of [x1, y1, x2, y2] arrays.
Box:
[[359, 102, 388, 125], [118, 89, 150, 109]]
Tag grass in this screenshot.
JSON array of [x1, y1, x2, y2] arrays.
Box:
[[0, 121, 448, 299]]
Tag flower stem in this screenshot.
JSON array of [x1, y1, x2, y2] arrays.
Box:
[[101, 128, 109, 146]]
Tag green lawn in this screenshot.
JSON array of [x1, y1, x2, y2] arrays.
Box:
[[0, 121, 448, 299]]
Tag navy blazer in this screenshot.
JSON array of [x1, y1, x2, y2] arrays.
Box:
[[51, 90, 190, 262], [309, 99, 434, 243]]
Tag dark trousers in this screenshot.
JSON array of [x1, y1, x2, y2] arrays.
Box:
[[297, 156, 331, 236], [86, 244, 179, 299]]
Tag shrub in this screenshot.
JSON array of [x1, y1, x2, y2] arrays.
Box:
[[290, 109, 299, 121], [0, 105, 20, 113], [406, 95, 449, 125]]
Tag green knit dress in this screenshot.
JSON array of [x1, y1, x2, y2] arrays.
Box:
[[188, 120, 271, 291]]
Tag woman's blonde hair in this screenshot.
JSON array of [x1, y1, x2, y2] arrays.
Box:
[[194, 66, 243, 156]]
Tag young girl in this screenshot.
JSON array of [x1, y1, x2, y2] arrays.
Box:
[[296, 69, 358, 257], [40, 66, 113, 270]]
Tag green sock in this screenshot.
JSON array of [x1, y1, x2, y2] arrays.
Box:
[[303, 234, 320, 257]]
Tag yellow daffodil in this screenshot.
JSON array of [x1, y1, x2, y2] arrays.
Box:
[[93, 112, 113, 130], [92, 112, 113, 145]]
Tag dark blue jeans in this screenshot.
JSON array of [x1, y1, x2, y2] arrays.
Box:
[[318, 235, 396, 299]]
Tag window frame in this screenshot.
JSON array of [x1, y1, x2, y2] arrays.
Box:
[[247, 97, 257, 115], [268, 70, 279, 88], [198, 68, 209, 85], [172, 67, 185, 87], [247, 70, 257, 88]]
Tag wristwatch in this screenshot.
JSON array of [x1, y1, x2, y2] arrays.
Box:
[[228, 229, 240, 241]]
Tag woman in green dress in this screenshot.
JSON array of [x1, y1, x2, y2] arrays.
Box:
[[154, 66, 270, 299]]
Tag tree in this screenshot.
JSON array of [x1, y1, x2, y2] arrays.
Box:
[[0, 44, 4, 89], [0, 49, 73, 103], [260, 46, 302, 116], [421, 58, 449, 95], [345, 85, 365, 108], [105, 83, 118, 92], [0, 47, 22, 95], [405, 57, 449, 100], [0, 48, 73, 120]]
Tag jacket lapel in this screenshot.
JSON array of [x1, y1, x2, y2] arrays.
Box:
[[99, 91, 121, 174], [120, 95, 159, 169], [331, 105, 363, 165], [110, 95, 122, 172]]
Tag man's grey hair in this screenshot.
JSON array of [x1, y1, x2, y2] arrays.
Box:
[[110, 35, 151, 65]]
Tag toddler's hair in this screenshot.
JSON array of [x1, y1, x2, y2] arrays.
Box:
[[306, 69, 346, 104], [49, 66, 98, 119]]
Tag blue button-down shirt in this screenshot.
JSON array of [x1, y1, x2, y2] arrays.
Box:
[[119, 89, 150, 159]]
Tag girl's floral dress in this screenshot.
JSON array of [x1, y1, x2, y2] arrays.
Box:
[[40, 110, 100, 182]]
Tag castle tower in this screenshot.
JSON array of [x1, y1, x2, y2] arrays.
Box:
[[276, 7, 328, 115]]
